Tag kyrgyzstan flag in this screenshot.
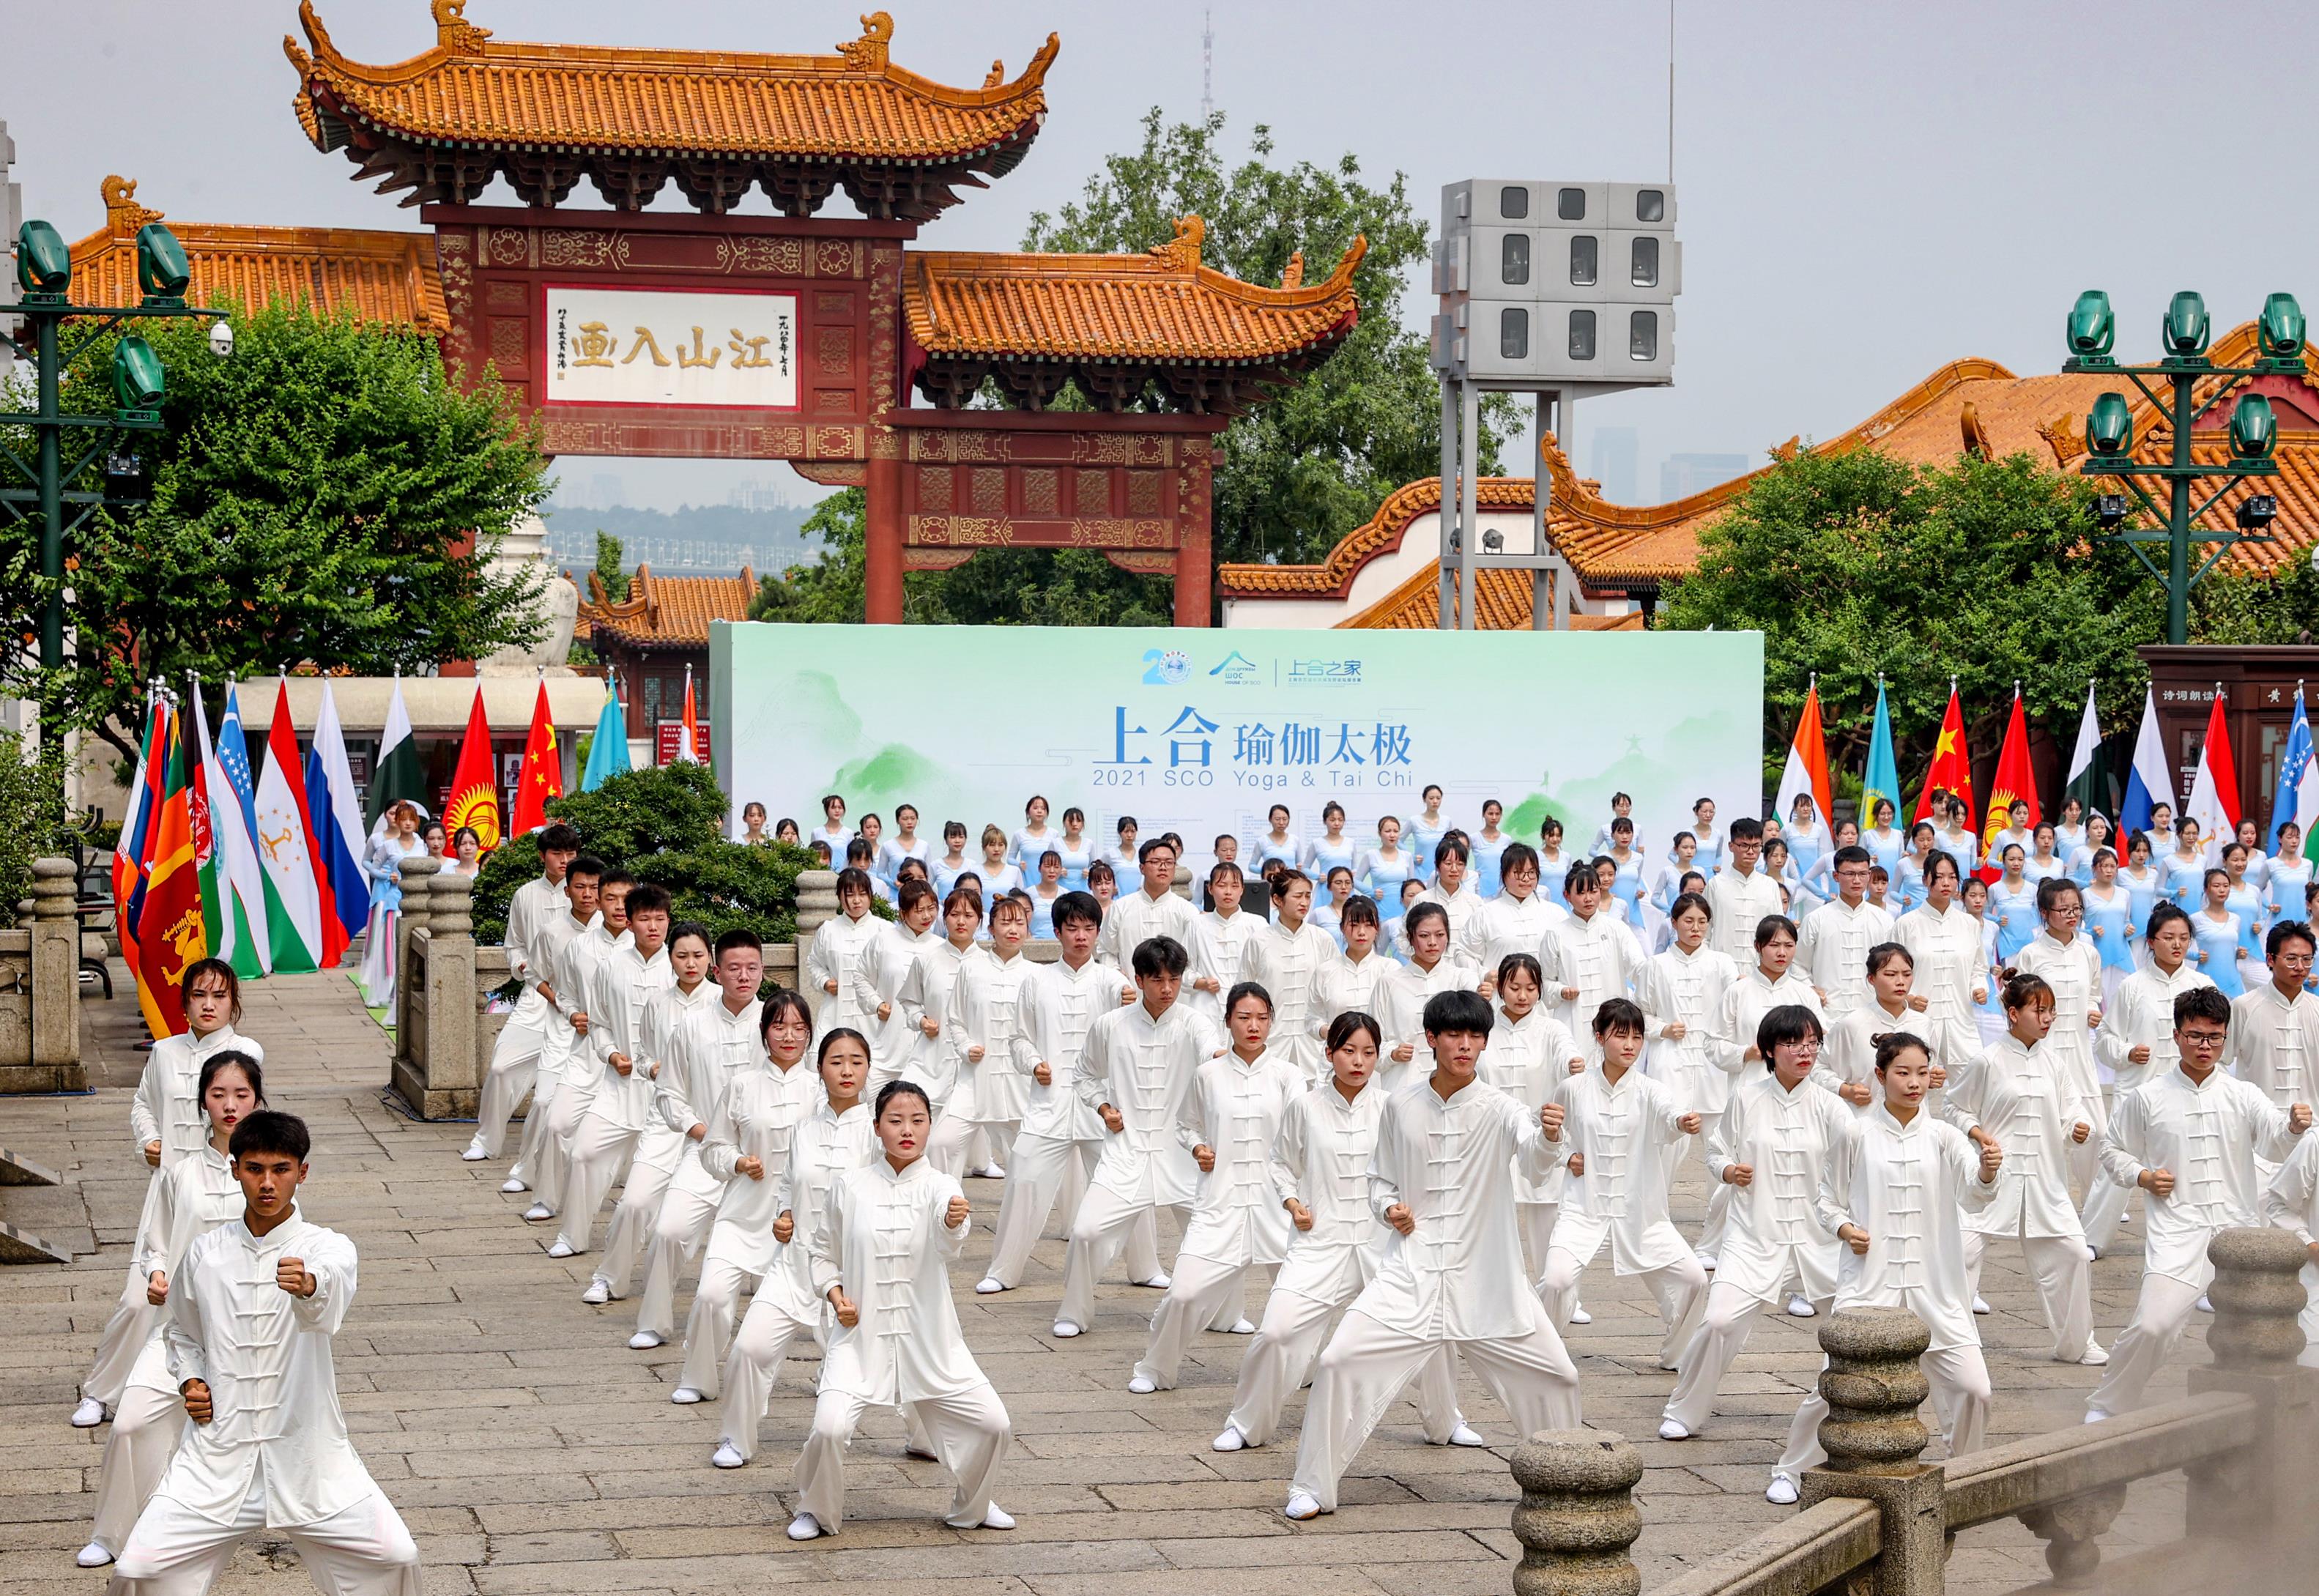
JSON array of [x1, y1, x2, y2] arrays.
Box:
[[1915, 685, 1974, 823], [1980, 688, 2038, 880], [2182, 689, 2241, 863], [511, 680, 563, 836], [445, 686, 504, 853], [134, 706, 209, 1036]]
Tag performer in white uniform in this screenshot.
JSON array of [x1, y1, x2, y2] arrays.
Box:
[[81, 1050, 262, 1569], [1187, 862, 1262, 1028], [672, 990, 820, 1403], [1895, 852, 1989, 1074], [1774, 1033, 2005, 1493], [1241, 870, 1335, 1083], [1459, 844, 1567, 985], [1818, 943, 1942, 1114], [1477, 955, 1588, 1278], [1641, 894, 1740, 1196], [1707, 820, 1784, 968], [587, 924, 716, 1305], [1099, 838, 1201, 970], [898, 888, 985, 1172], [1538, 1000, 1708, 1366], [551, 886, 675, 1257], [111, 1110, 421, 1596], [2087, 984, 2312, 1418], [2091, 902, 2216, 1259], [1399, 838, 1484, 956], [2232, 921, 2319, 1178], [1543, 866, 1643, 1061], [804, 867, 886, 1042], [467, 825, 576, 1162], [789, 1081, 1015, 1540], [710, 1028, 878, 1467], [860, 882, 940, 1083], [502, 858, 603, 1199], [78, 962, 265, 1428], [522, 868, 633, 1222], [1795, 847, 1893, 1020], [1284, 989, 1581, 1521], [1661, 1004, 1849, 1462], [1311, 897, 1397, 1047], [1056, 935, 1220, 1337], [1702, 916, 1823, 1274], [2011, 878, 2121, 1243], [1129, 984, 1306, 1390], [1942, 975, 2105, 1365], [1379, 904, 1483, 1092], [927, 894, 1034, 1178]]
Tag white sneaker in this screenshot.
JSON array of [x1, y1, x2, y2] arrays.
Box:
[[710, 1442, 745, 1469], [1228, 1317, 1256, 1334], [500, 1176, 528, 1194], [1568, 1304, 1592, 1325], [2075, 1346, 2110, 1367], [1050, 1321, 1081, 1338], [2197, 1295, 2214, 1313], [70, 1397, 108, 1428], [75, 1543, 114, 1568], [461, 1140, 490, 1162], [546, 1241, 575, 1258], [1765, 1474, 1799, 1506], [581, 1280, 610, 1305], [787, 1512, 825, 1541], [628, 1330, 664, 1350], [1446, 1422, 1487, 1447], [1135, 1272, 1172, 1290], [1212, 1425, 1248, 1452], [1128, 1375, 1157, 1394], [1697, 1255, 1718, 1272], [974, 1277, 1006, 1295], [670, 1387, 705, 1405], [523, 1203, 554, 1222], [1973, 1296, 1991, 1314], [1786, 1295, 1817, 1318], [1658, 1418, 1691, 1441], [976, 1162, 1007, 1179], [2082, 1244, 2099, 1262], [1284, 1491, 1322, 1521], [977, 1505, 1017, 1531]]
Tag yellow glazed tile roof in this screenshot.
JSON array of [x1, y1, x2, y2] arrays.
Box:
[[576, 565, 758, 648]]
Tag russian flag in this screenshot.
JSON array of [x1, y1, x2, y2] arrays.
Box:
[[2118, 686, 2173, 841], [302, 680, 371, 966]]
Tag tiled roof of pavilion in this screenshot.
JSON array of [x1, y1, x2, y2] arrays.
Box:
[[575, 565, 758, 650]]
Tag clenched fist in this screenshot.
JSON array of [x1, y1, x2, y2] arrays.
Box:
[[1193, 1144, 1215, 1173], [1540, 1102, 1566, 1138], [276, 1257, 316, 1298], [946, 1195, 971, 1228], [828, 1286, 858, 1328], [1384, 1202, 1415, 1236], [1285, 1198, 1315, 1233], [180, 1378, 213, 1424]]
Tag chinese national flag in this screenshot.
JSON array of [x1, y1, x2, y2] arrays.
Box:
[[511, 681, 562, 835], [1980, 690, 2038, 879], [1914, 686, 1974, 823], [445, 686, 503, 853]]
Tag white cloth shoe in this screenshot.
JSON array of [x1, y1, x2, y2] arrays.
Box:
[[1786, 1294, 1817, 1318], [1051, 1321, 1081, 1338], [1446, 1422, 1487, 1447], [70, 1397, 108, 1428], [581, 1280, 610, 1305], [1697, 1255, 1717, 1271], [2084, 1408, 2110, 1425], [973, 1162, 1007, 1179], [787, 1512, 825, 1541], [1766, 1474, 1799, 1505], [974, 1277, 1006, 1294], [500, 1176, 527, 1194], [546, 1241, 576, 1258], [1658, 1418, 1691, 1440], [950, 1505, 1015, 1531], [1567, 1304, 1592, 1325], [1127, 1375, 1157, 1394], [1227, 1318, 1256, 1334], [461, 1140, 489, 1162], [2073, 1346, 2110, 1366], [628, 1330, 664, 1350], [710, 1442, 745, 1469], [1212, 1424, 1248, 1452], [2197, 1295, 2214, 1313], [2082, 1243, 2099, 1262], [1972, 1296, 1991, 1314], [1284, 1491, 1322, 1521], [670, 1386, 705, 1405], [1135, 1272, 1172, 1290], [76, 1543, 114, 1568], [523, 1203, 554, 1222]]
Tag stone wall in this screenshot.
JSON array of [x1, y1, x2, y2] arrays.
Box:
[[1, 860, 83, 1094]]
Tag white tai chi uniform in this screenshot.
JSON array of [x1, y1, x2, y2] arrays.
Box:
[[2259, 1131, 2319, 1366], [1220, 1078, 1466, 1449], [1376, 955, 1483, 1095], [508, 910, 604, 1198], [804, 908, 883, 1043], [2087, 1066, 2307, 1415], [1134, 1047, 1305, 1387], [1640, 944, 1740, 1195], [1538, 1064, 1707, 1365], [893, 937, 976, 1165], [472, 873, 569, 1158], [2231, 982, 2319, 1176], [1397, 877, 1483, 957], [89, 1143, 242, 1562], [860, 921, 937, 1085], [984, 956, 1157, 1290], [1098, 885, 1201, 971], [1778, 1106, 2001, 1473], [594, 979, 716, 1299], [1706, 866, 1786, 968], [633, 996, 762, 1342], [1662, 1069, 1848, 1447], [2014, 928, 2120, 1234], [794, 1159, 1012, 1532], [1458, 888, 1567, 982], [1477, 1008, 1585, 1276], [717, 1100, 876, 1461], [1794, 896, 1893, 1020], [1241, 916, 1335, 1082], [554, 939, 674, 1254], [1942, 1034, 2100, 1361], [1817, 1003, 1941, 1118], [1187, 908, 1261, 1029], [1311, 949, 1397, 1050], [1699, 970, 1822, 1259], [927, 947, 1031, 1175], [1288, 1074, 1581, 1513], [2090, 961, 2216, 1249], [1543, 908, 1643, 1063], [1896, 902, 1990, 1080], [87, 1027, 264, 1411], [1058, 998, 1220, 1330], [113, 1212, 420, 1596], [680, 1051, 821, 1398]]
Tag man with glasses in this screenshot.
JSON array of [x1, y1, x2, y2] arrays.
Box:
[[2085, 984, 2312, 1419], [2232, 922, 2319, 1181]]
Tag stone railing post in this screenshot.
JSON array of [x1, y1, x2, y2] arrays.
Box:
[[2185, 1227, 2319, 1562], [1508, 1430, 1642, 1596], [28, 858, 82, 1088], [1171, 861, 1194, 901], [793, 869, 838, 1020], [419, 872, 478, 1118], [393, 856, 441, 1062], [1800, 1308, 1945, 1596]]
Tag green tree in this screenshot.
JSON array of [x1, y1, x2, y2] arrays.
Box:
[[592, 530, 631, 603], [1, 300, 549, 764], [1657, 447, 2166, 785], [0, 728, 73, 928]]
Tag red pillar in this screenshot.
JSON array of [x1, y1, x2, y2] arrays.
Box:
[[1174, 438, 1213, 627], [865, 445, 904, 624]]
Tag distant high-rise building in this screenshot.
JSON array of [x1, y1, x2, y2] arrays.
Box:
[[726, 479, 790, 512], [1660, 452, 1750, 502], [1589, 427, 1638, 503]]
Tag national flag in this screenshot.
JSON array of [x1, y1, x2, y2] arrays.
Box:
[[2182, 689, 2241, 861], [367, 672, 425, 832], [511, 680, 563, 834], [580, 676, 632, 793], [1915, 685, 1973, 823], [675, 665, 702, 765], [1861, 679, 1902, 830], [1980, 688, 2038, 876], [1773, 678, 1834, 828], [111, 692, 166, 992], [133, 707, 207, 1036], [2062, 683, 2108, 825], [304, 681, 370, 966], [2119, 686, 2174, 841], [190, 680, 267, 979], [2267, 688, 2315, 856], [445, 686, 502, 853], [253, 685, 323, 973]]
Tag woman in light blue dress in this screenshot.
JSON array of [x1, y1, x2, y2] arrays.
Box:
[[1470, 800, 1510, 899], [2066, 813, 2114, 886], [1762, 836, 1809, 919], [1892, 822, 1937, 916], [1684, 797, 1726, 876], [1301, 803, 1358, 884], [1651, 831, 1702, 916], [2082, 847, 2137, 1009], [2117, 833, 2163, 955], [2266, 821, 2312, 924], [1860, 798, 1906, 879], [875, 803, 932, 893], [1602, 821, 1648, 922], [2162, 821, 2208, 907], [1933, 795, 1981, 880], [1987, 844, 2039, 965], [1537, 817, 1575, 909], [1311, 865, 1357, 950], [1781, 793, 1830, 885], [2052, 798, 2090, 864], [2222, 842, 2269, 985], [1009, 795, 1057, 883], [1053, 807, 1094, 891], [1253, 804, 1302, 875], [1405, 786, 1449, 887], [1800, 819, 1860, 903], [1026, 850, 1066, 940], [2232, 819, 2272, 894], [2191, 868, 2249, 997], [1359, 817, 1417, 926], [2023, 822, 2068, 885]]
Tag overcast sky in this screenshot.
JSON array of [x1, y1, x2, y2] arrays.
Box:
[[12, 1, 2317, 513]]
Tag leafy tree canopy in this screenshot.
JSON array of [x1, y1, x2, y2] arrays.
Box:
[[1, 300, 550, 764]]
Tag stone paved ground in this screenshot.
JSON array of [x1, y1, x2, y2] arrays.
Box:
[[1, 970, 2204, 1596]]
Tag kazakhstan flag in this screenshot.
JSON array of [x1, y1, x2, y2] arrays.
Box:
[[1862, 680, 1902, 827]]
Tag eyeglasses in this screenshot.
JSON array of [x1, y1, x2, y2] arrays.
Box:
[[2178, 1029, 2228, 1051]]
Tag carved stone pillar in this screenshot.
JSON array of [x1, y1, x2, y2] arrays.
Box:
[[793, 869, 839, 1022], [1507, 1430, 1642, 1596], [393, 856, 441, 1064], [1800, 1308, 1945, 1596], [2186, 1227, 2319, 1560], [26, 858, 82, 1089]]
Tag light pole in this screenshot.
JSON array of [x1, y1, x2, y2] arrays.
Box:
[[1, 216, 228, 743], [2064, 288, 2298, 645]]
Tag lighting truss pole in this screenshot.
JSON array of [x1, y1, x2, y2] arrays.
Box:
[[2063, 288, 2301, 646]]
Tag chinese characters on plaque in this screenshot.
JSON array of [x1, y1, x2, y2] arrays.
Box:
[[546, 287, 800, 409]]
